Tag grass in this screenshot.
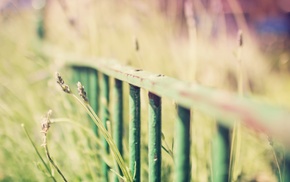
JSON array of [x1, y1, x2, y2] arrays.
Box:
[[0, 1, 289, 181], [0, 11, 105, 181]]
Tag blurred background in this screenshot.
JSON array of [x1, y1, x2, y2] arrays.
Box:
[[2, 0, 290, 90], [1, 0, 290, 181]]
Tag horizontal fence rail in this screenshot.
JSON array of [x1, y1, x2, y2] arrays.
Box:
[[50, 52, 290, 182], [64, 58, 290, 146]]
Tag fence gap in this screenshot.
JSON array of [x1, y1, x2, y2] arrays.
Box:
[[174, 105, 191, 182], [101, 73, 110, 181], [113, 79, 124, 182], [148, 92, 162, 182], [129, 84, 141, 182]]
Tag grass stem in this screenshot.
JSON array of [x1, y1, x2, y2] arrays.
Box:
[[42, 132, 68, 182], [21, 124, 57, 182], [71, 94, 133, 182]]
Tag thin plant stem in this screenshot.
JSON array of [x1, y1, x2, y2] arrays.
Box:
[[50, 118, 100, 181], [43, 133, 68, 182], [50, 118, 102, 146], [21, 124, 57, 182], [71, 94, 133, 182], [268, 137, 282, 182], [55, 73, 132, 181], [110, 168, 126, 181], [226, 0, 250, 35], [229, 126, 235, 181], [86, 104, 132, 182], [161, 134, 174, 160], [40, 110, 68, 182], [229, 30, 243, 182], [272, 148, 282, 182]]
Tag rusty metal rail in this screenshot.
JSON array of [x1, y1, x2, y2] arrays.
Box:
[[60, 57, 290, 182]]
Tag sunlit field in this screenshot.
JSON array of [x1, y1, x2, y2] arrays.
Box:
[[1, 0, 290, 181]]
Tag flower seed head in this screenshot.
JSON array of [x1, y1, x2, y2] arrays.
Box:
[[41, 110, 52, 133], [56, 72, 64, 85], [55, 72, 71, 93], [77, 82, 88, 102]]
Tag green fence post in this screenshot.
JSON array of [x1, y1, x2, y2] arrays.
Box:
[[71, 66, 80, 86], [101, 74, 110, 181], [212, 123, 230, 182], [88, 69, 99, 135], [129, 84, 141, 182], [78, 67, 99, 135], [148, 92, 162, 182], [113, 79, 123, 182], [282, 158, 290, 182], [78, 67, 90, 90], [174, 105, 191, 182], [36, 8, 45, 40]]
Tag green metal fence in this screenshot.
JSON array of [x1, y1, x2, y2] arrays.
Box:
[[61, 57, 290, 182]]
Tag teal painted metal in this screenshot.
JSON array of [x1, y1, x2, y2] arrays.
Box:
[[63, 58, 290, 147], [36, 9, 45, 39], [71, 66, 81, 117], [174, 106, 191, 182], [129, 84, 141, 182], [71, 66, 80, 87], [282, 158, 290, 182], [101, 74, 110, 181], [78, 67, 90, 89], [88, 69, 99, 135], [113, 79, 123, 182], [148, 92, 161, 182], [75, 67, 99, 134], [212, 124, 230, 182]]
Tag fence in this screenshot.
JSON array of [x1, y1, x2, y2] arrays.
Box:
[[56, 56, 290, 182]]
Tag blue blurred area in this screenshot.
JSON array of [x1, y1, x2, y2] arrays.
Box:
[[255, 15, 290, 36]]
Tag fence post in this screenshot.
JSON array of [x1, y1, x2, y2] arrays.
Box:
[[101, 74, 110, 181], [71, 66, 80, 87], [212, 123, 230, 182], [77, 67, 90, 90], [282, 158, 290, 182], [88, 69, 99, 135], [129, 84, 141, 182], [174, 105, 191, 182], [148, 92, 162, 182], [113, 79, 123, 182], [36, 8, 45, 40]]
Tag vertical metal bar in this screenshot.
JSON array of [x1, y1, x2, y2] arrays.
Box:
[[101, 74, 110, 181], [129, 84, 141, 182], [88, 69, 99, 135], [282, 158, 290, 182], [148, 92, 161, 182], [113, 79, 123, 182], [71, 66, 80, 85], [211, 123, 230, 182], [78, 67, 90, 104], [36, 8, 45, 40], [77, 67, 89, 92], [174, 105, 191, 182]]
